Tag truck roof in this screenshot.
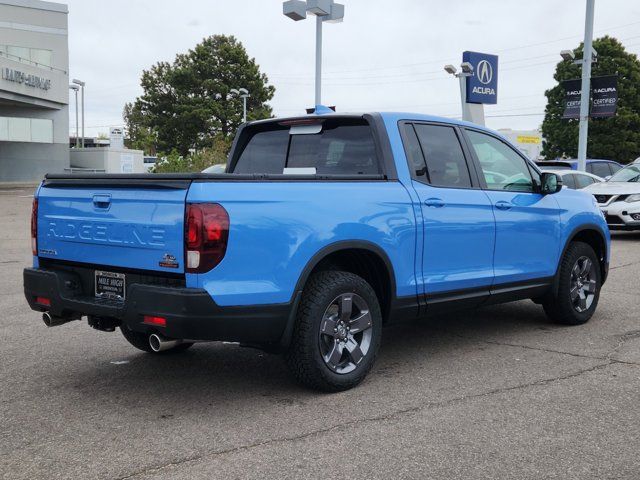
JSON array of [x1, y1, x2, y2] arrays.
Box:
[[249, 110, 498, 136]]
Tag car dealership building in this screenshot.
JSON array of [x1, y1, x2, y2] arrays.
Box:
[[0, 0, 68, 183]]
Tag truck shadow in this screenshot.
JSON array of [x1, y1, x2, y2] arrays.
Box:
[[67, 299, 559, 409]]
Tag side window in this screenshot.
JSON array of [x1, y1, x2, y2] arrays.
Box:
[[402, 125, 428, 178], [575, 174, 594, 189], [562, 174, 576, 189], [466, 130, 535, 192], [590, 162, 611, 178], [413, 124, 472, 188], [609, 163, 622, 174]]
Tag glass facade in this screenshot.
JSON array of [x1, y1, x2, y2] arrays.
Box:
[[0, 116, 53, 143], [0, 45, 53, 69]]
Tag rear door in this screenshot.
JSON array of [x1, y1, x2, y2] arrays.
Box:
[[464, 128, 562, 285], [402, 122, 495, 300], [37, 183, 188, 273]]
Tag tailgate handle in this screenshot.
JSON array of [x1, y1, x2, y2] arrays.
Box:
[[92, 194, 112, 209]]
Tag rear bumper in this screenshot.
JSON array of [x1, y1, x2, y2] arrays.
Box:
[[23, 267, 292, 344]]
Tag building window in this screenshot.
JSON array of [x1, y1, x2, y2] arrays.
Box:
[[0, 45, 53, 69], [0, 116, 53, 143]]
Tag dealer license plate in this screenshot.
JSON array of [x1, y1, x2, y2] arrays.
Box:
[[95, 270, 126, 300]]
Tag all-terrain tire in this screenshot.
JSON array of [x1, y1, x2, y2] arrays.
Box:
[[285, 270, 382, 392], [543, 241, 601, 325]]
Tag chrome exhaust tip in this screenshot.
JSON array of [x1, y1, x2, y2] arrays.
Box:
[[149, 333, 183, 352], [42, 312, 73, 327]]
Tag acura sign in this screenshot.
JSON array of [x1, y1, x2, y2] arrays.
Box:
[[463, 51, 498, 104]]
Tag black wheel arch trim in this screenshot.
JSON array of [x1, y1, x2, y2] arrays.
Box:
[[279, 240, 403, 348], [553, 223, 609, 296]]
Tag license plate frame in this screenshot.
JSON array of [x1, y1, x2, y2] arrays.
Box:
[[95, 270, 126, 301]]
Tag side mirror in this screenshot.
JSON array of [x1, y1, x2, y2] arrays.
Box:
[[540, 172, 563, 194], [604, 175, 611, 181]]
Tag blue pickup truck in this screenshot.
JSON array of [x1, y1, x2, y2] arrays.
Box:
[[24, 112, 610, 391]]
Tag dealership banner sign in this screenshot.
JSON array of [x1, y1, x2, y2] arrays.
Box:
[[463, 51, 498, 104], [561, 79, 582, 119], [562, 76, 618, 119], [590, 75, 618, 118]]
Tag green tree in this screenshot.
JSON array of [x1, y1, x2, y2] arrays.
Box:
[[152, 136, 231, 173], [541, 36, 640, 163], [123, 102, 157, 154], [125, 35, 274, 156]]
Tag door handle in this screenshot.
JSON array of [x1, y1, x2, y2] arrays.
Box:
[[424, 198, 445, 208], [495, 200, 512, 210]]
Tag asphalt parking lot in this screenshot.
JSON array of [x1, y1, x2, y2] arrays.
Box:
[[1, 188, 639, 480]]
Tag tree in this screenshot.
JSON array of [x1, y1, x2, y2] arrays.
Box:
[[152, 136, 231, 173], [124, 35, 274, 156], [541, 36, 640, 163]]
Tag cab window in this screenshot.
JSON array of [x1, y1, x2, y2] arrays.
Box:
[[466, 130, 537, 192], [412, 124, 472, 188]]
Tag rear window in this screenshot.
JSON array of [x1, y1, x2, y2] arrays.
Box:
[[232, 119, 380, 175]]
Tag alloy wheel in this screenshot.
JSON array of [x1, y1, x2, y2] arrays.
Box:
[[570, 256, 597, 313], [318, 293, 373, 374]]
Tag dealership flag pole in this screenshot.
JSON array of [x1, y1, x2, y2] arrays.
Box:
[[577, 0, 595, 172]]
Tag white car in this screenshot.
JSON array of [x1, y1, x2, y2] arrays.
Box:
[[584, 164, 640, 230], [541, 169, 603, 190]]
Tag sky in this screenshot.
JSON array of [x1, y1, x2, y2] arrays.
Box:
[[64, 0, 640, 138]]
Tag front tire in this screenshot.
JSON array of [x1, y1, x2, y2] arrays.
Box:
[[543, 241, 601, 325], [286, 270, 382, 392]]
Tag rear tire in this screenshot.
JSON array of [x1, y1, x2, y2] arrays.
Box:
[[120, 326, 193, 354], [286, 270, 382, 392], [543, 241, 601, 325]]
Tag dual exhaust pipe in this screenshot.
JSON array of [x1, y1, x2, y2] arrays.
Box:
[[42, 312, 187, 353], [148, 333, 184, 352], [42, 312, 74, 328]]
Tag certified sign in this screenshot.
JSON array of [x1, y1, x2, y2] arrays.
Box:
[[463, 51, 498, 104]]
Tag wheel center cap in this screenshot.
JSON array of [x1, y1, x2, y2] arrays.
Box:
[[336, 322, 347, 340]]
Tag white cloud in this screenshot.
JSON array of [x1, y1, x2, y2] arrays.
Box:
[[65, 0, 640, 137]]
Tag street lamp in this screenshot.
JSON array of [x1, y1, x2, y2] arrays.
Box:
[[282, 0, 345, 107], [69, 85, 79, 148], [229, 88, 250, 123], [559, 0, 596, 172], [444, 62, 474, 122], [72, 79, 85, 148]]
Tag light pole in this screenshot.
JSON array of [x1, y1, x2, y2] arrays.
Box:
[[444, 62, 475, 122], [283, 0, 344, 107], [560, 0, 596, 172], [72, 79, 85, 148], [229, 88, 250, 123], [69, 84, 79, 148]]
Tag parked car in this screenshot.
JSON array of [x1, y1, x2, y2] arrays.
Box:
[[202, 164, 226, 174], [584, 163, 640, 230], [536, 159, 623, 178], [542, 169, 603, 190], [24, 111, 610, 391]]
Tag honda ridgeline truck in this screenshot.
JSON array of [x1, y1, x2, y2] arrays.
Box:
[[24, 111, 610, 391]]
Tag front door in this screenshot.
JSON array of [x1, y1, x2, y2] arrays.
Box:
[[464, 129, 562, 285]]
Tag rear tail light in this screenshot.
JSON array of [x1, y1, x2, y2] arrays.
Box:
[[31, 198, 38, 256], [185, 203, 229, 273], [36, 296, 50, 307], [143, 315, 166, 327]]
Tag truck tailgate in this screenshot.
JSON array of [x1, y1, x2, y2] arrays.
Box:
[[37, 185, 188, 273]]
